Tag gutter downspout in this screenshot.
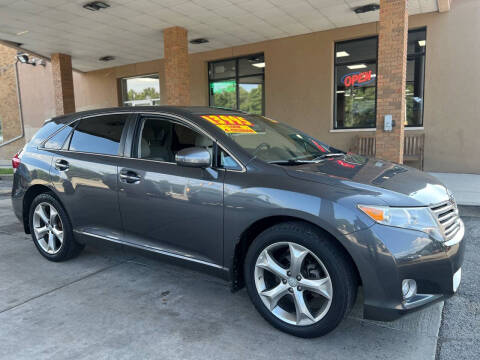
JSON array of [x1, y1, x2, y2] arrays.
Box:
[[0, 60, 25, 148]]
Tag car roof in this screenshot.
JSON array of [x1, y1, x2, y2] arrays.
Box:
[[48, 106, 249, 124]]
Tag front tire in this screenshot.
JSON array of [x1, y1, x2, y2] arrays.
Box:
[[29, 193, 84, 261], [244, 222, 357, 338]]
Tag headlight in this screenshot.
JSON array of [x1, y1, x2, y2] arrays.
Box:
[[358, 205, 440, 236]]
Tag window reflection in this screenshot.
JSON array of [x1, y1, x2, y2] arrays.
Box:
[[209, 54, 264, 115], [121, 74, 160, 107]]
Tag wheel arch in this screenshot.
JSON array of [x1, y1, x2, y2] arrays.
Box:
[[22, 184, 61, 234], [231, 216, 362, 291]]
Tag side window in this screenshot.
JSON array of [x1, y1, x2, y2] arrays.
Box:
[[43, 123, 74, 150], [30, 121, 65, 147], [219, 148, 242, 171], [69, 114, 128, 156], [138, 118, 213, 163]]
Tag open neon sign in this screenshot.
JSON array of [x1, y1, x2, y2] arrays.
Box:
[[341, 70, 374, 87]]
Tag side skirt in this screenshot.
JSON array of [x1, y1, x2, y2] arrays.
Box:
[[73, 230, 231, 281]]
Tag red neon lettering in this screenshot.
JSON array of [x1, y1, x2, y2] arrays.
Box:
[[343, 70, 373, 87]]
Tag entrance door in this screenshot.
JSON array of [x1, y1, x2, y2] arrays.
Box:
[[116, 115, 224, 266]]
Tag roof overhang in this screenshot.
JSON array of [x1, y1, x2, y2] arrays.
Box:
[[0, 0, 441, 72]]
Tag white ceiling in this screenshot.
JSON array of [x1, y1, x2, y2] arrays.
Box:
[[0, 0, 438, 72]]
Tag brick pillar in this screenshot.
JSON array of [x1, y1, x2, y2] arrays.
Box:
[[51, 53, 75, 115], [375, 0, 408, 163], [163, 26, 190, 106]]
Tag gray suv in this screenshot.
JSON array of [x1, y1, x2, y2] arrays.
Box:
[[11, 107, 465, 338]]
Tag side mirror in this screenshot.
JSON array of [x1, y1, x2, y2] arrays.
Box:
[[175, 147, 211, 168]]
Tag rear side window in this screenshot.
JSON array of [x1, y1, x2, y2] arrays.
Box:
[[44, 123, 74, 150], [69, 114, 128, 156], [30, 121, 64, 147]]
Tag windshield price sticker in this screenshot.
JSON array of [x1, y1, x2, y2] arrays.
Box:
[[201, 115, 257, 134]]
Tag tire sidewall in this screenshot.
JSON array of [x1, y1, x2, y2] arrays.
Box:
[[244, 223, 353, 337], [29, 193, 75, 262]]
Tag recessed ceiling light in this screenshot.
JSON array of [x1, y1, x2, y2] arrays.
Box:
[[189, 38, 209, 44], [252, 62, 265, 68], [336, 51, 350, 58], [347, 64, 367, 69], [353, 4, 380, 14], [418, 40, 426, 46], [16, 30, 29, 36], [83, 1, 110, 11], [98, 55, 115, 62]]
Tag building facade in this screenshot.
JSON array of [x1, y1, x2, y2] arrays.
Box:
[[0, 0, 478, 174]]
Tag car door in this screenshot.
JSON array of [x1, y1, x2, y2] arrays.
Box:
[[49, 113, 131, 240], [116, 114, 225, 266]]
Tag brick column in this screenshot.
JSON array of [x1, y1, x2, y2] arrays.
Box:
[[163, 26, 190, 106], [375, 0, 408, 163], [51, 53, 75, 115]]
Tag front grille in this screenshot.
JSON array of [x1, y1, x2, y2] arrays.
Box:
[[430, 199, 461, 241]]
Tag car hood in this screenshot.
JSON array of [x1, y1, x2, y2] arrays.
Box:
[[283, 154, 450, 207]]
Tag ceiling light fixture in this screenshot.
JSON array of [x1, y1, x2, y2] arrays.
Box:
[[353, 4, 380, 14], [347, 64, 367, 69], [252, 62, 265, 68], [98, 55, 115, 62], [83, 1, 110, 11], [336, 51, 350, 58], [189, 38, 209, 44], [418, 40, 426, 46]]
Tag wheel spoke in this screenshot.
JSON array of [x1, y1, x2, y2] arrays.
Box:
[[288, 243, 309, 276], [47, 232, 55, 253], [34, 226, 49, 239], [49, 206, 58, 224], [260, 283, 290, 310], [292, 290, 315, 324], [52, 228, 63, 243], [256, 250, 288, 279], [35, 205, 49, 224], [299, 277, 332, 300]]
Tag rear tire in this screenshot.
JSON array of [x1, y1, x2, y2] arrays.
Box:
[[244, 221, 357, 338], [29, 193, 84, 261]]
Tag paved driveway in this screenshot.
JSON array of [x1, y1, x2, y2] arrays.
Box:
[[0, 186, 477, 360]]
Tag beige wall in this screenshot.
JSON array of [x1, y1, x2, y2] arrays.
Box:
[[0, 44, 25, 159], [16, 0, 480, 173], [17, 60, 56, 140]]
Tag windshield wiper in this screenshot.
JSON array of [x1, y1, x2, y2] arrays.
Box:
[[312, 153, 345, 160], [268, 159, 314, 165], [269, 153, 346, 166]]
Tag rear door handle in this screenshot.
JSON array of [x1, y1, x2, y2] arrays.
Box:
[[119, 170, 141, 184], [55, 159, 69, 171]]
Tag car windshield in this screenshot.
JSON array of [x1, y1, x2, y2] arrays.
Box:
[[200, 114, 342, 164]]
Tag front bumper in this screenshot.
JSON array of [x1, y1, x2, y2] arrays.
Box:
[[348, 219, 465, 321]]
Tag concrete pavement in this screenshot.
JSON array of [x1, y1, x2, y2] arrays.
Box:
[[0, 190, 476, 359]]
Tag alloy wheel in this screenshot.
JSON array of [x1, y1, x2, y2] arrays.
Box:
[[254, 242, 333, 326], [32, 202, 64, 255]]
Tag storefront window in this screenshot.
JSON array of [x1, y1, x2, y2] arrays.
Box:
[[121, 74, 160, 107], [208, 54, 264, 115], [334, 29, 426, 129]]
